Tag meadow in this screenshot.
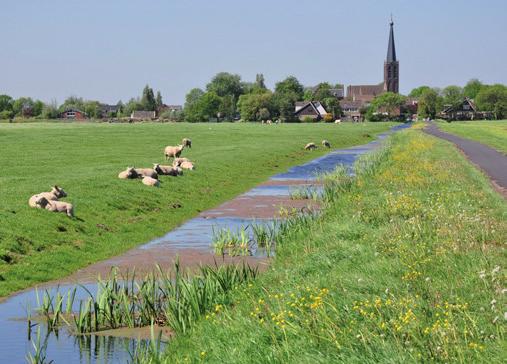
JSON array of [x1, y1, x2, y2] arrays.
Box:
[[154, 128, 506, 363], [438, 120, 507, 154], [0, 121, 393, 297]]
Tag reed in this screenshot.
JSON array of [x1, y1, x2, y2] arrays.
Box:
[[25, 328, 53, 364]]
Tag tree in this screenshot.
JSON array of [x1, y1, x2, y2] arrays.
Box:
[[60, 96, 85, 112], [463, 79, 483, 99], [156, 91, 163, 109], [442, 86, 463, 107], [237, 92, 273, 121], [206, 72, 243, 99], [83, 101, 101, 119], [367, 92, 407, 120], [42, 100, 59, 119], [322, 97, 341, 118], [272, 76, 304, 121], [0, 95, 13, 113], [255, 74, 266, 90], [184, 88, 205, 122], [141, 85, 157, 111], [417, 88, 439, 119], [184, 89, 221, 122], [274, 76, 304, 100], [409, 86, 431, 98], [475, 84, 507, 120], [12, 97, 36, 117], [218, 94, 236, 121]]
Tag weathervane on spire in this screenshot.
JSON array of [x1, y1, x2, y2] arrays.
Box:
[[390, 13, 394, 26]]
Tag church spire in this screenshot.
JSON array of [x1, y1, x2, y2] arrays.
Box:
[[386, 17, 396, 62]]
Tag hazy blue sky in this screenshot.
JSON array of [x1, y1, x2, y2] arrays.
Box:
[[1, 0, 506, 104]]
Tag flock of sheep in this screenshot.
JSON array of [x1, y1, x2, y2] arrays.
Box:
[[305, 140, 331, 150], [28, 138, 195, 218]]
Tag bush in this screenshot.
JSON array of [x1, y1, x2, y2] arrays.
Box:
[[323, 113, 334, 123], [0, 110, 13, 120], [302, 116, 316, 123]]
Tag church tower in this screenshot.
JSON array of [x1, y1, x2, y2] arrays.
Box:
[[384, 18, 399, 93]]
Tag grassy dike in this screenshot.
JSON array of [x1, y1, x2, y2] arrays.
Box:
[[161, 128, 506, 363], [0, 122, 393, 297], [438, 120, 507, 154]]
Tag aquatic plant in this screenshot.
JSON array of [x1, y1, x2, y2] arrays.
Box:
[[126, 322, 164, 364], [25, 328, 53, 364]]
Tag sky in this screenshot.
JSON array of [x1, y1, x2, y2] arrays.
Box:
[[1, 0, 506, 105]]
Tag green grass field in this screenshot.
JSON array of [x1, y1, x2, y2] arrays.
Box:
[[161, 129, 506, 363], [0, 121, 394, 297], [438, 120, 507, 154]]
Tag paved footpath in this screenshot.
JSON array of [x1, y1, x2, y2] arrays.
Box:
[[424, 123, 507, 197]]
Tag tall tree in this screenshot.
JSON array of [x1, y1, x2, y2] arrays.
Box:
[[367, 92, 407, 120], [206, 72, 243, 99], [463, 79, 483, 99], [274, 76, 304, 99], [272, 76, 304, 121], [0, 95, 13, 112], [417, 88, 440, 118], [475, 84, 507, 120], [442, 86, 463, 107], [155, 91, 163, 109], [409, 86, 431, 98], [255, 74, 266, 90], [141, 85, 157, 111], [237, 92, 273, 121]]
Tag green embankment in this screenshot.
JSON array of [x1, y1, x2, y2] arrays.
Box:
[[438, 120, 507, 154], [0, 122, 393, 297], [163, 129, 506, 363]]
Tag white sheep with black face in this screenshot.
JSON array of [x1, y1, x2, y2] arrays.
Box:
[[164, 145, 185, 160], [304, 143, 317, 150], [35, 196, 74, 217], [153, 163, 182, 176], [181, 138, 192, 148], [118, 167, 139, 179], [172, 157, 190, 167], [28, 186, 67, 208], [322, 140, 331, 148]]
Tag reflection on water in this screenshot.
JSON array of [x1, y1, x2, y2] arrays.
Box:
[[0, 123, 411, 363]]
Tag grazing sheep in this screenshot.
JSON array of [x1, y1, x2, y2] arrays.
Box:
[[334, 119, 341, 124], [164, 145, 185, 160], [142, 176, 160, 187], [118, 167, 139, 179], [180, 161, 195, 170], [266, 119, 272, 125], [153, 163, 182, 176], [304, 143, 317, 150], [28, 186, 67, 208], [322, 140, 331, 148], [134, 168, 158, 179], [182, 138, 192, 148], [35, 196, 74, 217], [172, 157, 190, 167]]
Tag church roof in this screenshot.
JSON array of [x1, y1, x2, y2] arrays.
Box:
[[387, 20, 397, 62]]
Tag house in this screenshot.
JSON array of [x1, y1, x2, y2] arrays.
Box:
[[61, 108, 86, 120], [131, 110, 156, 120], [346, 84, 384, 103], [339, 100, 366, 121], [440, 98, 478, 121], [100, 104, 120, 118], [294, 101, 328, 121]]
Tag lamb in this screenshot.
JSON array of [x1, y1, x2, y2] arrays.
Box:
[[134, 168, 158, 179], [164, 145, 185, 160], [28, 186, 67, 208], [322, 140, 331, 148], [304, 143, 317, 150], [182, 138, 192, 148], [118, 167, 139, 179], [172, 157, 190, 167], [142, 176, 160, 187], [153, 163, 183, 176], [35, 196, 74, 217], [180, 161, 195, 170]]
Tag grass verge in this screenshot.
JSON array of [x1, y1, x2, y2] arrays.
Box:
[[0, 122, 393, 297], [160, 129, 506, 363], [438, 120, 507, 154]]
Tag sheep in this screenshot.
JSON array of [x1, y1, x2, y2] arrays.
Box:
[[164, 145, 185, 160], [304, 143, 317, 150], [322, 140, 331, 148], [180, 161, 195, 170], [35, 196, 74, 217], [118, 167, 139, 179], [182, 138, 192, 148], [134, 168, 158, 179], [334, 119, 341, 124], [172, 157, 190, 167], [142, 176, 160, 187], [28, 186, 67, 208], [153, 163, 183, 176]]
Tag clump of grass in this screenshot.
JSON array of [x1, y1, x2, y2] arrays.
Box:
[[34, 261, 258, 336], [289, 185, 320, 200], [126, 322, 164, 364], [25, 327, 53, 364], [211, 226, 252, 257]]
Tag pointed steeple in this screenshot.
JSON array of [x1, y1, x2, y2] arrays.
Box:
[[386, 18, 396, 62]]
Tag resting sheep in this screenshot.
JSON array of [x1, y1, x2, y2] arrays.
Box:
[[322, 140, 331, 148], [304, 143, 317, 150], [182, 138, 192, 148], [142, 176, 160, 187], [35, 196, 74, 217], [134, 168, 158, 179], [118, 167, 139, 179], [164, 145, 184, 160], [172, 157, 190, 167], [153, 163, 183, 176], [180, 161, 195, 170], [29, 186, 67, 208]]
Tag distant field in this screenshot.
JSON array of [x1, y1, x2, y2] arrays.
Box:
[[0, 121, 394, 297], [438, 120, 507, 154]]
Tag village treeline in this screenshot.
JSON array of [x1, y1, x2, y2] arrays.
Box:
[[0, 75, 505, 122]]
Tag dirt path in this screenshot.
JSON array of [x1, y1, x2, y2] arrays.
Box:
[[425, 123, 507, 198]]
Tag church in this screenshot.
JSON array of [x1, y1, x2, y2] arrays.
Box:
[[341, 20, 399, 120]]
